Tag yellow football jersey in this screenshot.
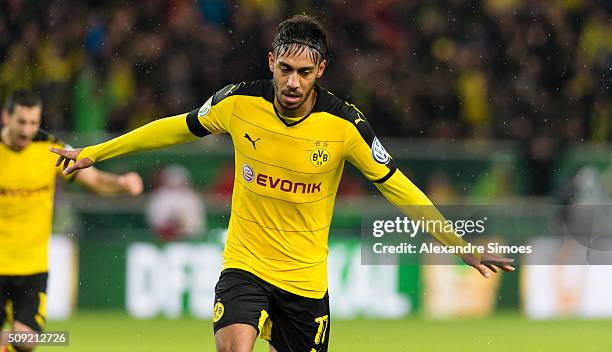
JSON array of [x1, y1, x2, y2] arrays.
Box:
[[188, 80, 398, 298], [0, 131, 71, 275]]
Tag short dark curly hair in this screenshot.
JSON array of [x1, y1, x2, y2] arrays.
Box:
[[272, 14, 329, 63], [3, 89, 42, 114]]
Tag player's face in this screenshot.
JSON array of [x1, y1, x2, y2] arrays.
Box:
[[269, 48, 326, 117], [1, 104, 42, 150]]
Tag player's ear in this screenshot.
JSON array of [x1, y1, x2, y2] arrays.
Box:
[[1, 111, 9, 126], [316, 58, 327, 79], [268, 52, 275, 73]]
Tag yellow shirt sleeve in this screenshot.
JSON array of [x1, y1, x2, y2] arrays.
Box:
[[343, 121, 395, 182], [78, 114, 198, 163], [78, 83, 240, 163], [374, 170, 479, 260], [344, 117, 479, 260]]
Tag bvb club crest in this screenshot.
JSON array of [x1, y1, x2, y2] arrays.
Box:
[[213, 302, 224, 322], [310, 141, 330, 167]]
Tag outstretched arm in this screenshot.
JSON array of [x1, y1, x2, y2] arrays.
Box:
[[51, 83, 242, 175], [51, 113, 198, 174], [343, 114, 514, 278], [374, 169, 514, 277]]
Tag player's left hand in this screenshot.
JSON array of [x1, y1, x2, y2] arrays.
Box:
[[118, 172, 144, 196], [50, 147, 93, 175], [461, 252, 515, 278]]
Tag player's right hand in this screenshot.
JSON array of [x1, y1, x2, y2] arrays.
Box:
[[49, 147, 93, 175], [461, 252, 515, 278]]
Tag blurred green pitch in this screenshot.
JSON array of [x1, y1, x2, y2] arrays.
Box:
[[39, 311, 612, 351]]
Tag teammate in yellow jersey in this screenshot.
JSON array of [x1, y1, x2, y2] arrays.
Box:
[[51, 15, 514, 352], [0, 90, 144, 352]]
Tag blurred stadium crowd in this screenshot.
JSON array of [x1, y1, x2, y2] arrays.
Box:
[[1, 0, 610, 197], [1, 0, 609, 138]]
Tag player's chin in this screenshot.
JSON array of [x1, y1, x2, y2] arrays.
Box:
[[279, 100, 302, 110]]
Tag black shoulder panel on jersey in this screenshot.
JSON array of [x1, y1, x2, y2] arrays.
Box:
[[315, 87, 379, 144], [316, 86, 398, 180], [211, 80, 275, 106], [314, 87, 373, 141], [186, 80, 275, 137], [313, 87, 363, 121]]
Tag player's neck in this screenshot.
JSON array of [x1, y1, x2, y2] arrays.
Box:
[[0, 127, 20, 151]]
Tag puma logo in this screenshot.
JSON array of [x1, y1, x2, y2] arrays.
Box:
[[244, 133, 260, 149]]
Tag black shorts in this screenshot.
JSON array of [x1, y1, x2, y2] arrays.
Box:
[[0, 273, 48, 332], [213, 268, 330, 352]]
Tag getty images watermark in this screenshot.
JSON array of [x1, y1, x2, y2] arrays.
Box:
[[370, 215, 532, 257], [361, 205, 612, 265]]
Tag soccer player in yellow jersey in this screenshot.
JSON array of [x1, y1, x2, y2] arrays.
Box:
[[0, 90, 143, 352], [52, 15, 514, 352]]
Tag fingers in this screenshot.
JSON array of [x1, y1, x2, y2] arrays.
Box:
[[63, 162, 79, 175], [55, 155, 65, 167], [49, 147, 64, 156], [63, 160, 79, 175], [63, 157, 71, 171], [64, 158, 93, 175], [466, 253, 516, 278], [51, 147, 92, 175], [51, 147, 74, 168], [482, 255, 516, 275], [498, 264, 515, 272], [50, 147, 69, 159], [481, 257, 515, 266], [482, 253, 515, 262], [473, 264, 491, 278], [473, 262, 515, 279], [485, 264, 498, 273]]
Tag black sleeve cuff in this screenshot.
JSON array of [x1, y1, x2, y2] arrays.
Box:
[[186, 110, 211, 137]]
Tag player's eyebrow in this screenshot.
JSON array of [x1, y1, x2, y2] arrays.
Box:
[[278, 60, 315, 71]]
